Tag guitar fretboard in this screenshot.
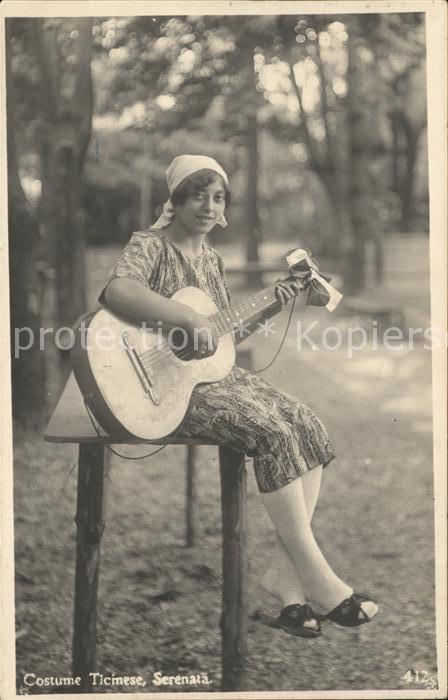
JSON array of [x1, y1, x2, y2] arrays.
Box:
[[209, 286, 280, 337]]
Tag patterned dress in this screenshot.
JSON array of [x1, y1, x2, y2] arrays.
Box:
[[100, 228, 336, 493]]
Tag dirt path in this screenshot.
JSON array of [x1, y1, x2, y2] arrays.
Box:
[[13, 317, 437, 693]]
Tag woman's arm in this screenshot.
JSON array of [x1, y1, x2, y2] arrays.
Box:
[[104, 277, 218, 356], [105, 277, 195, 329]]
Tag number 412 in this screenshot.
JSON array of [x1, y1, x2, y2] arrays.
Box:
[[401, 670, 431, 684]]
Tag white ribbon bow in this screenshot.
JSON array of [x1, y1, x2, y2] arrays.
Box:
[[285, 249, 343, 312]]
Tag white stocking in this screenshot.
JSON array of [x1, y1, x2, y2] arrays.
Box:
[[260, 471, 352, 612], [261, 467, 322, 606]]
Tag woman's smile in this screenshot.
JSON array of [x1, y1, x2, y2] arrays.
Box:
[[173, 179, 226, 235]]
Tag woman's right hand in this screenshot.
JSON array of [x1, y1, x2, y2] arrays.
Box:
[[105, 279, 219, 358], [183, 310, 219, 359]]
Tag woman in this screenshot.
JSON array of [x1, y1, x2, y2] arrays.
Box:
[[101, 154, 379, 637]]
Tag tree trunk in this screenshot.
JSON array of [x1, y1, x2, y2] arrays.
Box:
[[278, 18, 349, 269], [346, 26, 367, 294], [391, 115, 400, 196], [245, 111, 263, 288], [235, 39, 263, 290], [140, 134, 153, 229], [52, 141, 86, 367], [389, 112, 420, 233], [6, 19, 46, 427], [401, 127, 419, 233], [34, 18, 93, 381]]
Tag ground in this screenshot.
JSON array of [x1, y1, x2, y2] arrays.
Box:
[[13, 296, 438, 693], [12, 237, 440, 693]]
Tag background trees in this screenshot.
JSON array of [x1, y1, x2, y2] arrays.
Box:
[[6, 11, 428, 424], [32, 18, 93, 334], [6, 20, 45, 426]]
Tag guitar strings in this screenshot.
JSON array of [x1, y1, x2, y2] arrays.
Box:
[[138, 285, 276, 361], [138, 298, 273, 363], [136, 278, 297, 375], [137, 286, 278, 371], [82, 296, 297, 463], [136, 302, 277, 375]]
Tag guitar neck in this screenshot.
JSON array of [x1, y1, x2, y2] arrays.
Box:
[[209, 285, 281, 337]]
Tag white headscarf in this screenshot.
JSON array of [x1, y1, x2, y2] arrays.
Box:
[[152, 155, 229, 229]]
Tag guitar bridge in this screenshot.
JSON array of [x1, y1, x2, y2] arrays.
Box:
[[122, 332, 160, 405]]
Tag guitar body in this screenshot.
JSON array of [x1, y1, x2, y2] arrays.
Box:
[[72, 286, 236, 440]]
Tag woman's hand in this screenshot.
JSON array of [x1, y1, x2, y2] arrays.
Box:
[[104, 278, 218, 358], [275, 277, 306, 307], [183, 309, 219, 358]]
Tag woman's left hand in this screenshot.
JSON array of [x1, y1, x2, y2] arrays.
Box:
[[275, 277, 306, 306]]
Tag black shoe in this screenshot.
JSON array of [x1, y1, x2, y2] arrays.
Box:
[[272, 603, 321, 638], [322, 593, 379, 627]]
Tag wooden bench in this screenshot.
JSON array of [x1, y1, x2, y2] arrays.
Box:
[[343, 296, 405, 330], [44, 373, 248, 692]]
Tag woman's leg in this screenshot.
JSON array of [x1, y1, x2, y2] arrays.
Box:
[[260, 537, 307, 605], [260, 475, 353, 613], [261, 466, 322, 606], [301, 464, 323, 518], [179, 369, 352, 611]]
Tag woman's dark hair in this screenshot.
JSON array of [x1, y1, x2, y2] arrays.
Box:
[[171, 169, 231, 207]]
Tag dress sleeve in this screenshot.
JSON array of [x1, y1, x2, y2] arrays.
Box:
[[98, 231, 163, 306]]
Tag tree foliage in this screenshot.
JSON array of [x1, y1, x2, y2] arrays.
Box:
[[84, 13, 427, 252], [8, 12, 429, 328], [6, 10, 429, 422]]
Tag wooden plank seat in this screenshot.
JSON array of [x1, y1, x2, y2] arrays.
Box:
[[44, 373, 248, 692]]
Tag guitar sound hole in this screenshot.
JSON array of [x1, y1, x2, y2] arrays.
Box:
[[170, 330, 196, 361]]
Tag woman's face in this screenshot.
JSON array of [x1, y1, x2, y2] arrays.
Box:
[[174, 177, 226, 236]]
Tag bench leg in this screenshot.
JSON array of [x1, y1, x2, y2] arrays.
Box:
[[219, 447, 247, 691], [72, 444, 108, 691], [186, 445, 198, 548]]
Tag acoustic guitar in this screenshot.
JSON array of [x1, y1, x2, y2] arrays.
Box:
[[72, 249, 341, 440]]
